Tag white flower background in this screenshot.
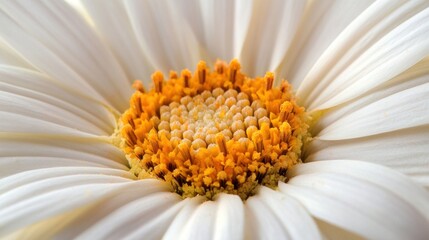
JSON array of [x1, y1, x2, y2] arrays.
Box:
[[0, 0, 429, 239]]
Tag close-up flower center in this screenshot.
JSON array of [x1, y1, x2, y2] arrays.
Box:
[[115, 60, 310, 200]]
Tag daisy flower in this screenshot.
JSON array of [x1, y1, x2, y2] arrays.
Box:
[[1, 0, 429, 239]]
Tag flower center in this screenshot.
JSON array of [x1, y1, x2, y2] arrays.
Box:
[[115, 60, 310, 200]]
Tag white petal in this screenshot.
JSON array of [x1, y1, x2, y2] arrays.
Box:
[[279, 164, 429, 239], [298, 1, 429, 110], [0, 73, 110, 135], [0, 1, 130, 111], [306, 126, 429, 188], [0, 66, 116, 134], [48, 180, 170, 239], [315, 219, 364, 240], [0, 175, 131, 209], [306, 57, 429, 187], [0, 182, 133, 237], [278, 0, 373, 87], [80, 0, 155, 84], [213, 194, 244, 240], [0, 167, 134, 194], [317, 83, 429, 140], [165, 194, 244, 240], [257, 187, 322, 240], [178, 200, 218, 239], [0, 111, 94, 137], [186, 0, 253, 62], [123, 0, 202, 73], [0, 157, 115, 178], [232, 1, 253, 58], [163, 196, 205, 240], [240, 0, 307, 76], [0, 66, 124, 178], [0, 136, 128, 177], [289, 160, 429, 219], [0, 90, 99, 134], [122, 197, 189, 240], [76, 191, 182, 240], [244, 193, 291, 239], [191, 0, 235, 61], [0, 42, 32, 68], [312, 57, 429, 136], [3, 205, 91, 240]]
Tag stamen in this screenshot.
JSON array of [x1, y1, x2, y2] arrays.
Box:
[[169, 71, 178, 79], [252, 131, 264, 152], [197, 61, 207, 85], [178, 142, 192, 161], [181, 69, 192, 88], [132, 80, 145, 93], [135, 146, 144, 159], [215, 60, 227, 74], [148, 129, 159, 153], [280, 122, 291, 143], [122, 124, 137, 147], [265, 72, 274, 91], [215, 133, 228, 156], [280, 101, 294, 122], [229, 59, 240, 84], [130, 93, 142, 116], [122, 112, 135, 129], [152, 71, 164, 93]]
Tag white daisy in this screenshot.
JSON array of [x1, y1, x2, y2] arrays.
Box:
[[1, 0, 429, 239]]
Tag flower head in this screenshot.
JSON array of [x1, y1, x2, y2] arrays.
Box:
[[118, 60, 310, 200], [1, 0, 429, 239]]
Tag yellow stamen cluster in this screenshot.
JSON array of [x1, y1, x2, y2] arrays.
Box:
[[116, 60, 309, 200]]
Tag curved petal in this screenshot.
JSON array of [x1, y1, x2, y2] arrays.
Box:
[[0, 179, 171, 239], [0, 135, 128, 178], [277, 0, 374, 87], [0, 167, 134, 194], [240, 0, 307, 77], [0, 69, 116, 136], [165, 194, 245, 240], [257, 187, 322, 240], [306, 127, 429, 188], [244, 193, 291, 239], [177, 200, 218, 239], [80, 0, 155, 84], [0, 42, 32, 68], [0, 111, 96, 137], [288, 160, 429, 217], [76, 192, 182, 239], [0, 65, 126, 177], [0, 0, 130, 111], [120, 197, 189, 240], [312, 57, 429, 136], [57, 180, 170, 239], [162, 196, 205, 240], [0, 174, 132, 209], [317, 83, 429, 140], [306, 57, 429, 187], [180, 0, 253, 63], [297, 0, 429, 110], [315, 219, 364, 240], [0, 157, 119, 178], [123, 0, 202, 73], [0, 181, 130, 237], [0, 66, 116, 135], [279, 161, 429, 239], [213, 194, 244, 240]]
